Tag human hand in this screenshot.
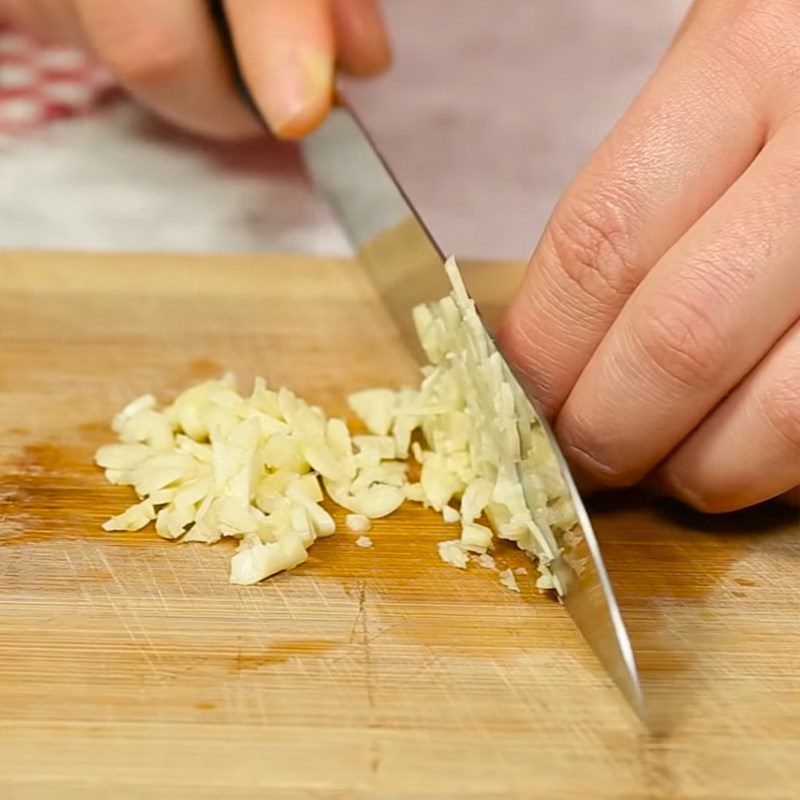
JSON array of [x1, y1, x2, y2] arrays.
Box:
[[501, 0, 800, 512], [0, 0, 390, 138]]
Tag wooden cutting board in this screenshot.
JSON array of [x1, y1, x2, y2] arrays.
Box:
[[0, 250, 797, 800]]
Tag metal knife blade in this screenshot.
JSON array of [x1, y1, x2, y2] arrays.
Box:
[[302, 104, 645, 720], [207, 3, 644, 718]]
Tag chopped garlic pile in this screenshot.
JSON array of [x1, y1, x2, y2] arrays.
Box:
[[350, 259, 576, 592], [97, 257, 577, 593], [96, 374, 407, 585]]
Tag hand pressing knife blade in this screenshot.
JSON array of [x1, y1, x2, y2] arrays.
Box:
[[209, 2, 645, 720]]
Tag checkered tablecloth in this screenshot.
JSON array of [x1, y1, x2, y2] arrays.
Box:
[[0, 22, 119, 135]]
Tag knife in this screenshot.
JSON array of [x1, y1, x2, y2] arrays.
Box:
[[210, 3, 645, 720]]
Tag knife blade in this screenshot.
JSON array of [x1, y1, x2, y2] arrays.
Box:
[[302, 104, 644, 719], [209, 3, 645, 719]]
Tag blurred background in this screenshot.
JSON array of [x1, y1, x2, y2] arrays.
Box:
[[0, 0, 691, 261]]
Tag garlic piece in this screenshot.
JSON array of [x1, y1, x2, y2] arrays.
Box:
[[230, 533, 308, 585], [345, 514, 372, 533], [442, 505, 460, 524], [347, 389, 397, 436], [477, 553, 497, 570], [325, 478, 404, 519], [536, 572, 554, 591], [459, 478, 493, 523], [460, 522, 493, 554], [112, 394, 157, 431], [499, 568, 521, 593], [102, 499, 155, 532], [437, 540, 468, 570]]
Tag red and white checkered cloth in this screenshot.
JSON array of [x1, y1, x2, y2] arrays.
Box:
[[0, 22, 119, 135]]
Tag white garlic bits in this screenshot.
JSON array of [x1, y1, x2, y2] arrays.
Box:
[[97, 257, 576, 593]]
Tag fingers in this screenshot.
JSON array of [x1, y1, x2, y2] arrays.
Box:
[[5, 0, 384, 139], [0, 0, 84, 45], [555, 121, 800, 488], [223, 0, 335, 138], [499, 8, 765, 416], [331, 0, 391, 76], [657, 321, 800, 512], [37, 0, 86, 45], [0, 0, 57, 41], [76, 0, 260, 139]]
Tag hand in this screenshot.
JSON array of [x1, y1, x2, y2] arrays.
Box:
[[500, 0, 800, 513], [0, 0, 390, 139]]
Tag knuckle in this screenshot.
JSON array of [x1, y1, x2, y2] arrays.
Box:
[[545, 187, 641, 307], [718, 0, 800, 75], [103, 33, 191, 87], [631, 292, 730, 390]]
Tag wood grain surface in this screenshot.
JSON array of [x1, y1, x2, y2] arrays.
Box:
[[0, 251, 798, 800]]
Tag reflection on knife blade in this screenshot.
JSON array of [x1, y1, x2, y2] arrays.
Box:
[[303, 104, 645, 720]]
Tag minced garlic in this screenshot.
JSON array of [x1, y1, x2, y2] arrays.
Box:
[[96, 257, 575, 593]]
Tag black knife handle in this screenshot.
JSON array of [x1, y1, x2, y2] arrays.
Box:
[[207, 0, 265, 124]]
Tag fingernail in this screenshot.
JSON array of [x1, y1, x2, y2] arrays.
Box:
[[653, 470, 708, 511], [262, 50, 332, 137]]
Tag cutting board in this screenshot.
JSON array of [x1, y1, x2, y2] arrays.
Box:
[[0, 250, 797, 800]]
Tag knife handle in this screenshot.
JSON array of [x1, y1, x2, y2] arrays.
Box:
[[207, 0, 265, 124]]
